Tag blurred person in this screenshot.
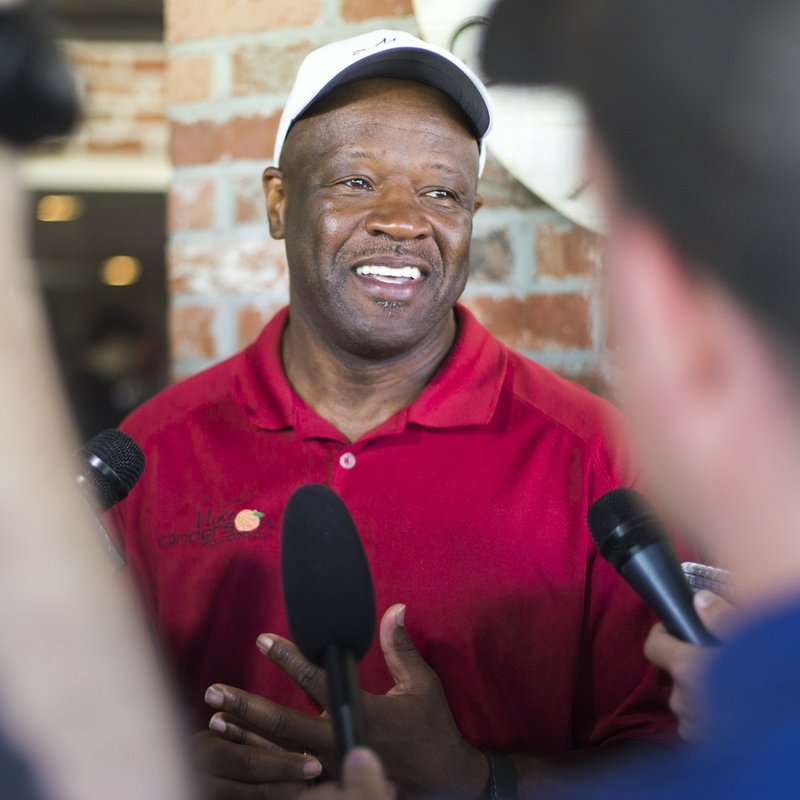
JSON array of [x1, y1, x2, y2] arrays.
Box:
[[69, 310, 165, 438], [0, 1, 193, 798], [112, 29, 680, 800], [302, 749, 395, 800], [479, 0, 800, 796]]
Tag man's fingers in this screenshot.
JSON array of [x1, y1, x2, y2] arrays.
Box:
[[694, 590, 735, 636], [378, 604, 436, 693], [644, 622, 711, 743], [643, 623, 696, 678], [342, 748, 396, 800], [189, 730, 322, 784], [258, 635, 330, 708], [210, 713, 285, 749], [205, 684, 332, 753]]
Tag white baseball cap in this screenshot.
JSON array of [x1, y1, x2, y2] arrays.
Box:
[[273, 29, 494, 175]]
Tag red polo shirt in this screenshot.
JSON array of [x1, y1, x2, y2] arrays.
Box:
[[114, 305, 675, 754]]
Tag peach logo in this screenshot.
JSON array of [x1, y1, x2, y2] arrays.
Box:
[[234, 509, 265, 532]]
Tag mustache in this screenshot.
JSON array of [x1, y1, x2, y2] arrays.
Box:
[[339, 241, 438, 265]]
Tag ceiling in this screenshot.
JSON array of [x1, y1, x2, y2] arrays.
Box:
[[49, 0, 163, 40]]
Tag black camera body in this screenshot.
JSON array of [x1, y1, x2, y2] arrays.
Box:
[[0, 1, 79, 146]]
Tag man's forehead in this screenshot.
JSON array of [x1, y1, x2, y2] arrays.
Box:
[[284, 78, 479, 152]]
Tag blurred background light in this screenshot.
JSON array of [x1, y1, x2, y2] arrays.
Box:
[[100, 255, 142, 286], [37, 194, 84, 222]]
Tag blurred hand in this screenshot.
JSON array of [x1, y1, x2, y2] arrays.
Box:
[[201, 604, 487, 798], [644, 590, 736, 741], [300, 749, 395, 800]]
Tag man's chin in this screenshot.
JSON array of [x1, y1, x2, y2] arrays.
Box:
[[334, 310, 448, 361]]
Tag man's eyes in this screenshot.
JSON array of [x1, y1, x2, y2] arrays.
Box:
[[423, 188, 458, 201], [340, 177, 372, 190], [334, 179, 460, 203]]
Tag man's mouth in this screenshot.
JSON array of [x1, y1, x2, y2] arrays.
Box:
[[354, 265, 422, 284]]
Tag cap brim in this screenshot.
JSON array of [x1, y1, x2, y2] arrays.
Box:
[[301, 47, 491, 139]]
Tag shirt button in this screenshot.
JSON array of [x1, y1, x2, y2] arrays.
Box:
[[339, 452, 356, 470]]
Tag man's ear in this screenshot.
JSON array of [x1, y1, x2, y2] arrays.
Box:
[[607, 211, 762, 441], [263, 166, 287, 240], [472, 193, 483, 216]]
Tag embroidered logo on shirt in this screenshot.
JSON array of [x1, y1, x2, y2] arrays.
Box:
[[234, 509, 265, 532], [158, 507, 274, 549]]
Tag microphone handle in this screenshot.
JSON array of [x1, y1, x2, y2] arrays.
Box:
[[323, 642, 367, 763], [91, 513, 126, 571], [620, 541, 719, 647], [77, 478, 126, 570]]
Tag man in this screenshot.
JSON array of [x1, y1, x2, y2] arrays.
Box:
[[113, 30, 676, 799], [484, 0, 800, 796]]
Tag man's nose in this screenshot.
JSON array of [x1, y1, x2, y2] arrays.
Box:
[[364, 184, 433, 239]]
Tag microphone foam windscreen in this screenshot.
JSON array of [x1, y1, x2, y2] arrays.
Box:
[[587, 487, 667, 569], [77, 429, 146, 511], [282, 484, 375, 666]]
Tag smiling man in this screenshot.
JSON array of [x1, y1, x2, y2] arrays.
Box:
[[113, 30, 677, 800]]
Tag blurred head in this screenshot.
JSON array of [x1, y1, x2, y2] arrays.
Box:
[[484, 0, 800, 584]]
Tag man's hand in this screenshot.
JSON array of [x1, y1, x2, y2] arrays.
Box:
[[203, 604, 488, 798], [644, 590, 736, 741], [301, 749, 395, 800], [188, 727, 323, 800]]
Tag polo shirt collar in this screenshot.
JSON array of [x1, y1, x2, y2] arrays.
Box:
[[233, 304, 507, 437]]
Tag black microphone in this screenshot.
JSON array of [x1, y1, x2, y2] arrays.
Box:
[[282, 484, 375, 763], [588, 487, 718, 647], [75, 429, 145, 569]]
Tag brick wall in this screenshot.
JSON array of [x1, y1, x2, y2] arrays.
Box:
[[38, 41, 168, 160], [165, 0, 607, 392]]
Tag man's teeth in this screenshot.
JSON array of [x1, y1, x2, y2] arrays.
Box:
[[355, 265, 421, 281]]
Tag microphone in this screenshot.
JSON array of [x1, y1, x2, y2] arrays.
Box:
[[76, 429, 146, 569], [588, 488, 718, 647], [282, 484, 375, 763]]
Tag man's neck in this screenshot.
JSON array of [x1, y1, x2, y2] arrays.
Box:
[[281, 311, 458, 442]]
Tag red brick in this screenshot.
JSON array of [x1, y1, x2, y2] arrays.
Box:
[[87, 139, 144, 154], [464, 293, 592, 351], [84, 80, 135, 95], [135, 111, 167, 123], [168, 179, 216, 231], [341, 0, 414, 22], [170, 120, 224, 166], [536, 221, 602, 278], [170, 113, 280, 166], [134, 57, 167, 71], [232, 40, 312, 97], [226, 114, 281, 160], [168, 236, 288, 295], [171, 305, 217, 359], [234, 173, 266, 225], [166, 0, 323, 43], [167, 54, 214, 105]]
